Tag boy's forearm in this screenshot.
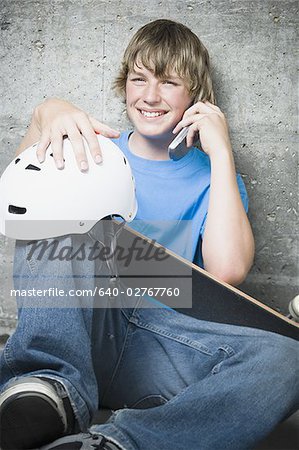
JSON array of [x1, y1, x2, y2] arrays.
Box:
[[202, 148, 255, 285]]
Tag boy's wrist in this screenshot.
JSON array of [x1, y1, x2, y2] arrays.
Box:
[[208, 145, 234, 162]]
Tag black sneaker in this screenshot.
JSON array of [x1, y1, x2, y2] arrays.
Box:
[[41, 433, 122, 450], [0, 376, 77, 450]]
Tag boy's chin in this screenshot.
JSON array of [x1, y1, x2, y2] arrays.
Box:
[[134, 125, 173, 140]]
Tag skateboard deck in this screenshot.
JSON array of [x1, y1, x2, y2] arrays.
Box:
[[107, 221, 299, 341]]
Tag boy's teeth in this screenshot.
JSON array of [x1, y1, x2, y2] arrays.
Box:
[[141, 110, 163, 117]]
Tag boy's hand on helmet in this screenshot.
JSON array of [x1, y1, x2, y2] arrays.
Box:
[[34, 98, 120, 171], [172, 101, 232, 158]]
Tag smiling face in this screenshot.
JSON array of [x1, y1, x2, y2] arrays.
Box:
[[125, 63, 193, 141]]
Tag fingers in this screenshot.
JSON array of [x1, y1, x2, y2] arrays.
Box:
[[173, 101, 223, 133], [186, 123, 200, 148], [35, 113, 120, 171], [36, 131, 50, 163], [36, 123, 88, 171], [50, 132, 66, 169], [89, 117, 120, 138], [66, 126, 90, 171], [173, 98, 225, 137], [79, 124, 103, 165], [173, 112, 216, 134], [71, 115, 102, 169], [87, 117, 121, 165], [183, 101, 219, 121], [185, 115, 209, 147], [75, 116, 120, 170], [173, 111, 221, 148], [204, 101, 222, 113]]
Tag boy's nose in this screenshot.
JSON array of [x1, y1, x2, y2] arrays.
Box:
[[143, 84, 161, 104]]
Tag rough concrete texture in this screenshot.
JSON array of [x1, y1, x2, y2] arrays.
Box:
[[0, 0, 298, 336]]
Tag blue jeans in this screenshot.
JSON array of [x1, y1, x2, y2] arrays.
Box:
[[1, 232, 298, 450]]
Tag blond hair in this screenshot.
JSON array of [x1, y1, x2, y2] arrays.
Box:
[[113, 19, 215, 104]]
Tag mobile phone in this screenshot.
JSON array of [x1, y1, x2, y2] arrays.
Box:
[[168, 126, 190, 161]]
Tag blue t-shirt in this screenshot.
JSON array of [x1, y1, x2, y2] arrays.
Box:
[[113, 130, 248, 268]]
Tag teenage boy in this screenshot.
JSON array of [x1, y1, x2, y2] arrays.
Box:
[[0, 20, 298, 450]]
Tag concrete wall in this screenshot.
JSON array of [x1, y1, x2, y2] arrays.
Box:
[[0, 0, 298, 335]]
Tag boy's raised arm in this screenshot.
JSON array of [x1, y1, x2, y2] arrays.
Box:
[[173, 100, 255, 285], [16, 98, 120, 171]]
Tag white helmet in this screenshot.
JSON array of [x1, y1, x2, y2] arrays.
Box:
[[0, 135, 137, 240]]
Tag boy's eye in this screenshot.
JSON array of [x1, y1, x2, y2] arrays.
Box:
[[131, 77, 145, 82], [162, 80, 177, 85]]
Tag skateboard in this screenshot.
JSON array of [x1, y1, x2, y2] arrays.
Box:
[[99, 220, 299, 342]]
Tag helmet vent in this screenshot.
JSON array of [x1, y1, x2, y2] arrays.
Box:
[[123, 157, 127, 165], [15, 158, 21, 164], [8, 205, 27, 215], [25, 164, 41, 171]]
